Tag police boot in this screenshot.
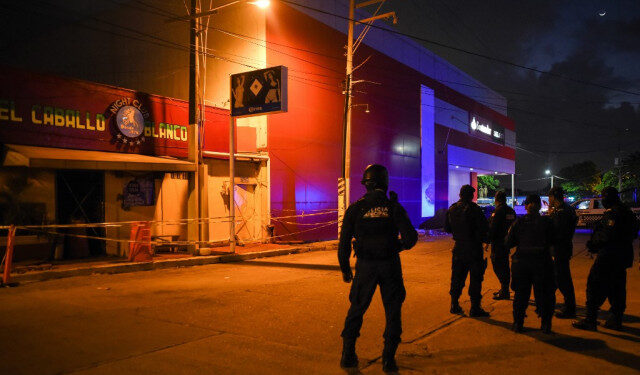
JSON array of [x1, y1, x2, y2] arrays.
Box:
[[469, 301, 490, 317], [555, 306, 576, 319], [603, 315, 623, 331], [540, 317, 553, 334], [573, 307, 598, 331], [340, 338, 358, 368], [450, 298, 463, 315], [512, 320, 524, 333], [492, 287, 510, 300], [382, 341, 399, 373]]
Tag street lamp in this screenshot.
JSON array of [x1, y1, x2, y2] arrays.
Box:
[[545, 170, 554, 188], [249, 0, 270, 8]]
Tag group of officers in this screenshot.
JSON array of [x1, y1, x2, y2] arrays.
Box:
[[337, 164, 638, 373]]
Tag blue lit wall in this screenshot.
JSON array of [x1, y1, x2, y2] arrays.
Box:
[[421, 86, 435, 217]]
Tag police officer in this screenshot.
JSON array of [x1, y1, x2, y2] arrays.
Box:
[[573, 187, 639, 331], [547, 186, 578, 318], [339, 164, 418, 372], [505, 194, 556, 333], [489, 190, 517, 300], [445, 184, 490, 317]]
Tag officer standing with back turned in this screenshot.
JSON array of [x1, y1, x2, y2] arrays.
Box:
[[573, 187, 639, 331], [445, 184, 491, 317], [339, 164, 418, 373], [505, 194, 556, 333], [489, 190, 517, 300], [547, 186, 578, 319]]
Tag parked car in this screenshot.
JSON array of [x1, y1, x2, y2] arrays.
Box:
[[571, 197, 640, 228]]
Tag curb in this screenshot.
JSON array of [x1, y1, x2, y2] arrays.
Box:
[[9, 241, 338, 284]]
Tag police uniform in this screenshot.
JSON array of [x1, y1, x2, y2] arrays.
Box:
[[339, 186, 418, 371], [445, 196, 490, 315], [505, 212, 556, 332], [581, 202, 638, 328], [548, 201, 578, 316], [489, 202, 516, 296]]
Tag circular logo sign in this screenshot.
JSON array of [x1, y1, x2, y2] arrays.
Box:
[[116, 105, 145, 138]]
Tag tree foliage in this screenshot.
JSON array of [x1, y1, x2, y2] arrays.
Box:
[[478, 175, 500, 196], [557, 161, 601, 197]]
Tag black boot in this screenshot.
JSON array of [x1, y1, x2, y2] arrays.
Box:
[[450, 299, 463, 315], [512, 320, 524, 333], [469, 301, 490, 317], [340, 338, 358, 368], [603, 315, 623, 331], [555, 303, 576, 319], [493, 287, 510, 300], [573, 307, 598, 331], [540, 317, 553, 334], [382, 341, 399, 373]]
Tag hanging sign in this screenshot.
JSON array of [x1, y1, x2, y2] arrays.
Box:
[[230, 66, 288, 117]]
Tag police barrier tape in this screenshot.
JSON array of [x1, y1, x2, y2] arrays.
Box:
[[16, 220, 339, 247], [0, 209, 338, 231]]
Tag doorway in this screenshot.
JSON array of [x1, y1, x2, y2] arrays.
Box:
[[56, 170, 105, 258]]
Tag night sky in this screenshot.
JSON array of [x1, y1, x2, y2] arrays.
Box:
[[388, 0, 640, 191]]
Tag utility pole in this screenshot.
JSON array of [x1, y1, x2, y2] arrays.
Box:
[[338, 0, 355, 235], [338, 0, 396, 234], [187, 0, 200, 254]]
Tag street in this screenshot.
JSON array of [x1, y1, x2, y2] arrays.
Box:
[[1, 233, 639, 374]]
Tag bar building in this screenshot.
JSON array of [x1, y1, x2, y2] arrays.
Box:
[[0, 0, 514, 259]]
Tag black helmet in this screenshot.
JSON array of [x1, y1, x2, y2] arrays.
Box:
[[459, 184, 475, 200], [524, 194, 541, 207], [601, 186, 620, 208], [548, 186, 564, 201], [494, 190, 507, 203], [361, 164, 389, 191]]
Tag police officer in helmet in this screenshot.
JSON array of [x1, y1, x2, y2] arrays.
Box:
[[547, 186, 578, 319], [505, 194, 556, 333], [445, 184, 491, 317], [339, 164, 418, 373], [573, 187, 639, 331], [489, 190, 517, 300]]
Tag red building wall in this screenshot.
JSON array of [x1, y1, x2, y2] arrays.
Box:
[[265, 3, 514, 239]]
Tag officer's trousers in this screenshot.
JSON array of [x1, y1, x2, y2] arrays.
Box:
[[553, 255, 576, 310], [491, 243, 510, 291], [450, 253, 486, 305], [342, 256, 406, 344], [511, 256, 556, 323], [586, 256, 627, 319]]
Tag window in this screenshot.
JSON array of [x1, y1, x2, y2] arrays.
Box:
[[576, 200, 590, 210]]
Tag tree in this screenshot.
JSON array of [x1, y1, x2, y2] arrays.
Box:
[[478, 175, 500, 197], [595, 152, 640, 193], [557, 161, 601, 197]]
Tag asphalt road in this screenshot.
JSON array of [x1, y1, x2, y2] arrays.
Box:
[[1, 233, 639, 374]]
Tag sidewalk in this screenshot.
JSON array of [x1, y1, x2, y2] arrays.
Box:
[[7, 241, 338, 284]]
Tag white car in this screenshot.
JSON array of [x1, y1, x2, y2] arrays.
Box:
[[571, 197, 640, 227], [571, 198, 605, 227]]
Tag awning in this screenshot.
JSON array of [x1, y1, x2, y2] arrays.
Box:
[[2, 144, 196, 172]]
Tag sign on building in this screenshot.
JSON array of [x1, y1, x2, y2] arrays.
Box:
[[122, 177, 155, 208], [469, 114, 505, 145], [230, 66, 288, 117]]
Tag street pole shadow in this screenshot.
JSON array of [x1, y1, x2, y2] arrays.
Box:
[[480, 317, 640, 371], [234, 260, 341, 271]]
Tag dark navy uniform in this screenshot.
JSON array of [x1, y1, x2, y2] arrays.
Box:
[[548, 201, 578, 315], [445, 199, 489, 310], [505, 213, 556, 330], [489, 202, 516, 293], [339, 189, 418, 346], [584, 203, 638, 324]]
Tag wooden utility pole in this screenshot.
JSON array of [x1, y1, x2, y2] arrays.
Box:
[[187, 0, 200, 253]]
